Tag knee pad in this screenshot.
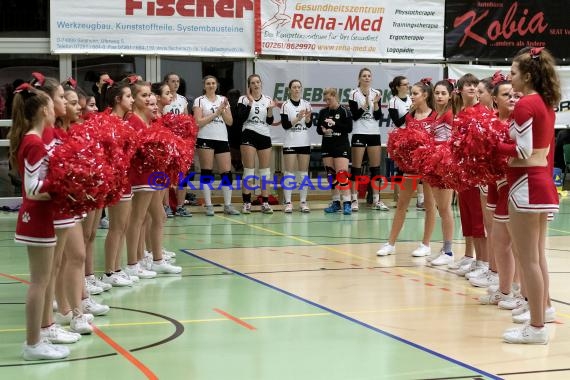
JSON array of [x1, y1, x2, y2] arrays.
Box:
[[369, 166, 382, 184], [258, 167, 271, 180], [325, 166, 336, 185], [243, 167, 255, 179], [200, 169, 214, 184], [350, 166, 362, 181], [220, 171, 233, 186]]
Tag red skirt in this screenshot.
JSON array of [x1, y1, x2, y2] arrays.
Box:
[[494, 179, 509, 223], [507, 167, 559, 213], [15, 200, 56, 246], [486, 182, 498, 211]]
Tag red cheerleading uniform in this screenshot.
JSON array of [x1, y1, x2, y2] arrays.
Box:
[[127, 113, 156, 192], [14, 134, 56, 246], [431, 109, 453, 143], [499, 94, 558, 213], [456, 104, 486, 238], [403, 110, 437, 179], [404, 110, 437, 132]]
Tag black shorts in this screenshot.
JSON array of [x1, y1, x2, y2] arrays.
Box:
[[241, 129, 272, 150], [321, 142, 350, 159], [196, 138, 230, 154], [283, 146, 311, 155], [351, 134, 381, 147]]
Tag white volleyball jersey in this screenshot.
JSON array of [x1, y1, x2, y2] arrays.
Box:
[[164, 94, 188, 115], [193, 95, 228, 141], [388, 96, 412, 128], [349, 87, 382, 135], [239, 94, 273, 137], [280, 99, 312, 147]]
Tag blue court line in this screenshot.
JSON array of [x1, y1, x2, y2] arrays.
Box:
[[182, 249, 501, 380]]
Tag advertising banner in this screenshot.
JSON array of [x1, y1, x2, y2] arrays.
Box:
[[259, 0, 444, 59], [255, 60, 443, 144], [446, 1, 570, 60], [50, 0, 255, 57], [448, 64, 570, 126]]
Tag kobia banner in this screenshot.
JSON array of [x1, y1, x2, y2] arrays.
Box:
[[446, 1, 570, 60]]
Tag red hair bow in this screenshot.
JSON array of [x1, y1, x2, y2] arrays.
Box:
[[491, 71, 507, 86], [14, 83, 34, 94], [103, 78, 114, 87], [420, 77, 432, 85], [66, 77, 77, 89], [446, 78, 457, 86], [31, 72, 46, 87], [530, 47, 544, 59], [127, 74, 138, 84]]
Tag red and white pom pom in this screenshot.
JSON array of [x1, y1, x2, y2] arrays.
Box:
[[47, 135, 115, 215], [387, 127, 432, 173], [449, 108, 510, 188], [68, 111, 136, 206]]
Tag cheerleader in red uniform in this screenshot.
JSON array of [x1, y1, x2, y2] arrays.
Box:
[[376, 79, 436, 257], [100, 81, 136, 287], [125, 78, 181, 277], [452, 74, 490, 279], [499, 47, 560, 344], [479, 78, 525, 309], [10, 85, 69, 360], [33, 75, 93, 337], [424, 80, 455, 264]]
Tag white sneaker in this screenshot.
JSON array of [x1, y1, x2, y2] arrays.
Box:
[[351, 199, 359, 212], [300, 202, 310, 213], [242, 202, 252, 214], [513, 307, 556, 324], [151, 259, 182, 274], [162, 248, 176, 257], [100, 273, 132, 287], [84, 277, 103, 295], [479, 290, 512, 305], [82, 297, 110, 316], [503, 324, 549, 344], [411, 243, 431, 257], [116, 270, 139, 283], [40, 324, 81, 344], [512, 302, 529, 316], [70, 314, 93, 335], [261, 202, 274, 214], [125, 263, 157, 279], [425, 250, 443, 262], [455, 260, 476, 276], [469, 271, 499, 288], [448, 256, 474, 270], [372, 200, 390, 211], [376, 243, 395, 257], [283, 202, 293, 213], [86, 274, 112, 292], [22, 339, 69, 360], [499, 295, 526, 310], [55, 311, 94, 326], [430, 253, 454, 266], [465, 262, 489, 279]]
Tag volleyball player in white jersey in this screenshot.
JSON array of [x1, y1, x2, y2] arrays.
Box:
[[348, 68, 389, 212], [163, 73, 192, 216], [280, 79, 313, 213], [193, 75, 239, 216], [238, 74, 276, 214], [163, 73, 188, 115]]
